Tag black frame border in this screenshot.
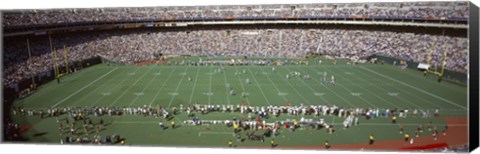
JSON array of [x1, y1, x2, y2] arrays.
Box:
[[469, 1, 479, 152]]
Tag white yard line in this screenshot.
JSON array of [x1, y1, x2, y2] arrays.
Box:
[[76, 67, 137, 107], [22, 69, 98, 106], [254, 66, 288, 101], [275, 67, 313, 105], [389, 65, 465, 94], [24, 73, 82, 101], [355, 67, 443, 109], [128, 67, 165, 106], [359, 66, 467, 110], [149, 68, 178, 106], [208, 66, 213, 105], [349, 67, 431, 109], [90, 67, 140, 106], [245, 67, 272, 105], [302, 66, 355, 107], [282, 66, 329, 103], [51, 67, 118, 108], [222, 66, 231, 105], [174, 116, 185, 126], [319, 66, 379, 108], [198, 132, 235, 137], [167, 67, 189, 108], [108, 67, 155, 107], [233, 67, 251, 106], [88, 67, 143, 107], [188, 67, 201, 104]]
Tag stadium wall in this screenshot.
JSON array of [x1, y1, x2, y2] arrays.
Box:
[[2, 56, 102, 136], [2, 57, 102, 106], [371, 54, 467, 85]]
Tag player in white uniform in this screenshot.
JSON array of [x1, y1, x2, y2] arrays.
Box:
[[331, 75, 335, 85], [229, 88, 235, 96], [322, 72, 327, 84]]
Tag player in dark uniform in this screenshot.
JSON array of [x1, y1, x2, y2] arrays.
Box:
[[369, 135, 375, 145], [443, 125, 448, 136], [171, 121, 176, 129], [99, 118, 104, 130], [324, 140, 331, 149], [442, 125, 448, 136], [404, 133, 410, 142], [433, 127, 439, 141], [228, 140, 233, 147], [270, 139, 276, 148]]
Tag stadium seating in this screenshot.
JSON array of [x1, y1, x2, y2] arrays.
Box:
[[3, 28, 468, 87], [2, 1, 469, 28]]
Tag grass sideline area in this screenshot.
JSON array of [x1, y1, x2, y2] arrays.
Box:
[[9, 57, 467, 148]]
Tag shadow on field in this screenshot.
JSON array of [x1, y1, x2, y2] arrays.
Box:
[[33, 132, 48, 137], [104, 123, 112, 127]]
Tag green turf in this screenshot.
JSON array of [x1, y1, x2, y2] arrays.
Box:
[[10, 57, 468, 147]]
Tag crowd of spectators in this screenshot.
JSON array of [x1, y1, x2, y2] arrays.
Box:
[[12, 102, 446, 144], [2, 1, 469, 27], [12, 104, 441, 120], [3, 28, 468, 87], [3, 118, 21, 141]]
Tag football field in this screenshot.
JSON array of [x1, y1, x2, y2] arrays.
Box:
[[10, 57, 468, 148]]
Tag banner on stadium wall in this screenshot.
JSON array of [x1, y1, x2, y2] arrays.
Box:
[[373, 55, 467, 85], [123, 24, 140, 29], [417, 63, 430, 70], [176, 23, 187, 27]]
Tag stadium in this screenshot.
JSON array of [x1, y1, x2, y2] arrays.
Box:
[[1, 1, 476, 152]]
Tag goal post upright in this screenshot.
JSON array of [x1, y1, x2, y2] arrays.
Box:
[[64, 45, 69, 74], [49, 34, 61, 81], [26, 38, 36, 88], [425, 39, 448, 80], [426, 41, 437, 75], [53, 48, 60, 79], [424, 39, 448, 78], [439, 41, 449, 77]]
